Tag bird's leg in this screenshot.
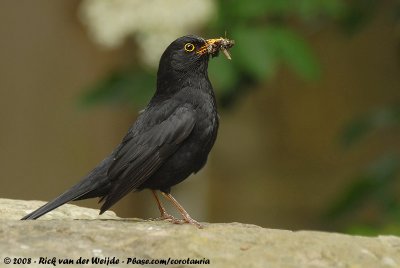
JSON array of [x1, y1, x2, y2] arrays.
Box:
[[151, 190, 179, 222], [161, 192, 203, 228]]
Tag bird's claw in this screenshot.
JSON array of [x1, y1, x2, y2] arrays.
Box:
[[181, 217, 203, 229], [152, 213, 203, 228], [170, 217, 203, 228], [151, 212, 179, 222]]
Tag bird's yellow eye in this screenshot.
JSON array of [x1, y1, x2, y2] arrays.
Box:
[[184, 43, 195, 52]]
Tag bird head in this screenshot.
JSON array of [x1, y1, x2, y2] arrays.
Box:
[[157, 35, 234, 75], [155, 35, 234, 96]]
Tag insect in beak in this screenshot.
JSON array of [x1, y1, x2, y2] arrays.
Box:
[[197, 37, 235, 60]]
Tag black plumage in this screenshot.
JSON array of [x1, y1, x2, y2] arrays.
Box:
[[21, 35, 234, 227]]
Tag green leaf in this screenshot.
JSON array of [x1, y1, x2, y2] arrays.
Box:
[[221, 0, 345, 21], [232, 26, 320, 81], [272, 28, 320, 80], [340, 0, 379, 34], [324, 174, 378, 219], [232, 27, 278, 80], [324, 154, 399, 220], [79, 68, 156, 108], [341, 116, 372, 147], [208, 55, 238, 95], [296, 0, 346, 20], [341, 105, 400, 147], [227, 0, 292, 19]]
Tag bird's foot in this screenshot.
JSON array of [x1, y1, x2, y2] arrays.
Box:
[[179, 216, 203, 229], [164, 216, 203, 228], [151, 191, 203, 228], [152, 212, 179, 223], [152, 213, 203, 228]]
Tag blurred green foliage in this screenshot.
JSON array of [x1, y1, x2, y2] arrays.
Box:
[[80, 0, 394, 108], [341, 105, 400, 148], [326, 105, 400, 236], [323, 1, 400, 236], [81, 0, 349, 108], [207, 0, 341, 106], [80, 68, 155, 108]]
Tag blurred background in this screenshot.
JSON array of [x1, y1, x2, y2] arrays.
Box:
[[1, 0, 399, 235]]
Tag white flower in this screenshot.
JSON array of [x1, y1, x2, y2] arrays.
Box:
[[79, 0, 216, 68]]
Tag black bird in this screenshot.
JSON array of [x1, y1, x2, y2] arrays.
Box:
[[21, 35, 234, 227]]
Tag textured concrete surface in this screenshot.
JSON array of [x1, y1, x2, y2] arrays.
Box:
[[1, 198, 400, 268]]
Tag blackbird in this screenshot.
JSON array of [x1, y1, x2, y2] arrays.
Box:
[[21, 35, 234, 227]]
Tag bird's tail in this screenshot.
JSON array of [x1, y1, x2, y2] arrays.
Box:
[[21, 157, 112, 220], [21, 183, 93, 220]]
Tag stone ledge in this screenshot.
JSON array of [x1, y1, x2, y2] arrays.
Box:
[[1, 198, 400, 268]]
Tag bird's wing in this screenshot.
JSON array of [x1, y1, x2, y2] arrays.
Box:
[[99, 104, 196, 213]]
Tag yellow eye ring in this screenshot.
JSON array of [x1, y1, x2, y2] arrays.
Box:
[[184, 43, 195, 52]]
